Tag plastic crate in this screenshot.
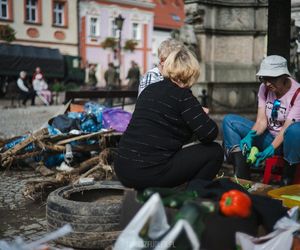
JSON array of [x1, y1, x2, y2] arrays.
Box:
[[267, 184, 300, 208], [263, 156, 285, 184]]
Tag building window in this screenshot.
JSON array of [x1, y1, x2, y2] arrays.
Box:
[[0, 0, 12, 20], [52, 0, 68, 27], [89, 16, 100, 37], [171, 14, 181, 22], [25, 0, 41, 24], [0, 0, 8, 19], [25, 0, 37, 22], [53, 2, 64, 26], [132, 23, 141, 40]]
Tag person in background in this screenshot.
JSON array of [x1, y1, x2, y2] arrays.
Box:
[[104, 62, 118, 106], [126, 61, 140, 90], [114, 47, 223, 190], [32, 73, 52, 105], [17, 71, 35, 106], [138, 38, 184, 96], [104, 63, 118, 90], [32, 67, 43, 82], [87, 64, 98, 87], [222, 55, 300, 184]]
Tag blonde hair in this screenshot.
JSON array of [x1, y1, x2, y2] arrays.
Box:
[[162, 48, 200, 88], [158, 38, 184, 62]]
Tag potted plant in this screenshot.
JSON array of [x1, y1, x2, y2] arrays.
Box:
[[123, 39, 138, 52], [101, 37, 117, 50], [0, 24, 16, 42]]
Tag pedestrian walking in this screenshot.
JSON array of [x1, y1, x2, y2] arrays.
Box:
[[104, 62, 118, 106], [126, 61, 140, 90]]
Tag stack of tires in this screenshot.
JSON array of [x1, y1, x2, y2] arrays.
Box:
[[46, 181, 125, 249]]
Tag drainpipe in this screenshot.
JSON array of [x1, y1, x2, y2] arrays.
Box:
[[77, 0, 80, 57]]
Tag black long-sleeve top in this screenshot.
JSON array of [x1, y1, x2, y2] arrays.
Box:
[[115, 78, 218, 171]]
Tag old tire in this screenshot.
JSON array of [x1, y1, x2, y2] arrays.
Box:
[[46, 180, 125, 249]]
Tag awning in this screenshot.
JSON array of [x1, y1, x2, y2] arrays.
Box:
[[0, 43, 64, 78]]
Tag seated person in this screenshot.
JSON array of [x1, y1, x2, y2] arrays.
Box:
[[17, 71, 35, 106], [114, 47, 223, 190], [33, 73, 52, 105], [222, 55, 300, 184]]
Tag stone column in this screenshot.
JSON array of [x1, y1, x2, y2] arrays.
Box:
[[185, 0, 268, 113]]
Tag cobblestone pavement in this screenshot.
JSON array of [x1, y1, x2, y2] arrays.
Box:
[[0, 99, 66, 246], [0, 97, 256, 247], [0, 169, 48, 242], [0, 103, 66, 139], [0, 99, 133, 247]]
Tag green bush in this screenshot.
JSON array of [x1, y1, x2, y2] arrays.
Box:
[[50, 82, 65, 92], [64, 82, 80, 91]]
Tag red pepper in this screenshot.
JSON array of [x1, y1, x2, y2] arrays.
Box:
[[219, 189, 252, 218]]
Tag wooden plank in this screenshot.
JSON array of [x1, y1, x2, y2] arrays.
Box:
[[65, 89, 137, 102], [56, 129, 114, 145]]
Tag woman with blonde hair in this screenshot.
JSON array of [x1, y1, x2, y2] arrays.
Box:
[[138, 38, 183, 96], [114, 47, 223, 189]]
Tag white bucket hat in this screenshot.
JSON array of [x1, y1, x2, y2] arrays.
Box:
[[256, 55, 291, 77]]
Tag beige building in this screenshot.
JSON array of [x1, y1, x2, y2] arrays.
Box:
[[0, 0, 79, 56]]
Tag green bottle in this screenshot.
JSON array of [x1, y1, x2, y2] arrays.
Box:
[[170, 201, 212, 249], [162, 191, 198, 208], [137, 187, 178, 203]]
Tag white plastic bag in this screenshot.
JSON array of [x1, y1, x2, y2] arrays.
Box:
[[154, 219, 200, 250], [114, 193, 170, 250], [236, 213, 300, 250]]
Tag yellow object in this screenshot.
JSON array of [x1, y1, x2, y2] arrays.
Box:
[[268, 184, 300, 208], [247, 146, 259, 164]]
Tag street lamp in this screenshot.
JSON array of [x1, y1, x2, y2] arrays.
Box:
[[114, 14, 125, 87]]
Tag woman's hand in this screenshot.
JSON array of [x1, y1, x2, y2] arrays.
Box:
[[254, 145, 275, 167], [239, 130, 257, 155], [202, 107, 209, 114]]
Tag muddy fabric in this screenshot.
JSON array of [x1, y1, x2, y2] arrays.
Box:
[[51, 114, 81, 133]]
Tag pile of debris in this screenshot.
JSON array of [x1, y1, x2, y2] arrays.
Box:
[[0, 102, 132, 201]]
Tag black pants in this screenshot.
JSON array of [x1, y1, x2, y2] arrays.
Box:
[[115, 142, 224, 190], [20, 90, 35, 106]]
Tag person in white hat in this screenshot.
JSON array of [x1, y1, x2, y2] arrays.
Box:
[[222, 55, 300, 184]]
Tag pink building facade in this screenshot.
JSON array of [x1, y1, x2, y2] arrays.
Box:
[[79, 0, 154, 87]]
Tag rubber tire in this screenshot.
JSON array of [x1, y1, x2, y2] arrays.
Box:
[[46, 180, 125, 249]]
